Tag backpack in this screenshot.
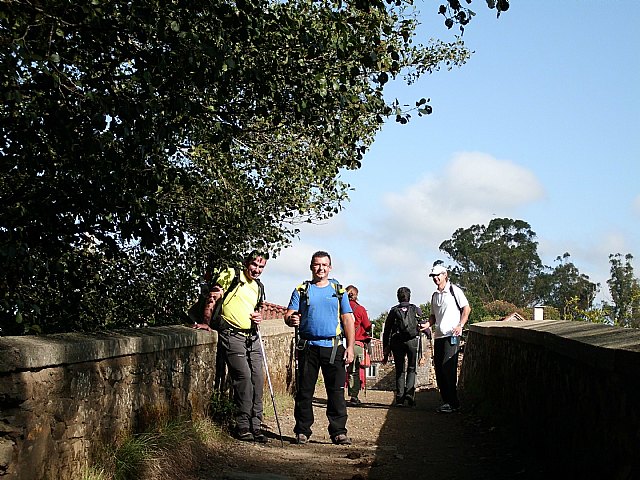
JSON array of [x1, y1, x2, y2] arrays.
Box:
[[187, 267, 265, 331], [296, 279, 345, 316], [295, 279, 345, 339], [392, 304, 420, 340]]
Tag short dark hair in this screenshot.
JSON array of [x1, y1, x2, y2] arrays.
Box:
[[397, 286, 411, 303], [346, 285, 358, 301], [310, 250, 331, 266], [244, 250, 268, 265]]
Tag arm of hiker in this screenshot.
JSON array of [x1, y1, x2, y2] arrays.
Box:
[[419, 313, 435, 333], [251, 310, 263, 326], [452, 305, 471, 336], [342, 312, 355, 364], [194, 285, 224, 331], [285, 309, 301, 327]]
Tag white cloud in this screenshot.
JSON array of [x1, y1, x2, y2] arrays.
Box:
[[633, 194, 640, 217], [377, 151, 545, 253], [266, 151, 546, 316]]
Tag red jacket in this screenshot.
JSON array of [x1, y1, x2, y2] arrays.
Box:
[[350, 300, 372, 343]]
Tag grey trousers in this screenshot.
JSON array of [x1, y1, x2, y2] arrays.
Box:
[[218, 329, 265, 432]]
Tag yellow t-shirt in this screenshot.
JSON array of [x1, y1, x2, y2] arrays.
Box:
[[217, 268, 261, 330]]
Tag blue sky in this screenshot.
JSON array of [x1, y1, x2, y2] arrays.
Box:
[[263, 1, 640, 319]]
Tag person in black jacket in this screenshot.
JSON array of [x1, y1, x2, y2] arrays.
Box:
[[382, 286, 424, 407]]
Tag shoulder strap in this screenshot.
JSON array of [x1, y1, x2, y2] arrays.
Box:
[[296, 280, 344, 316], [254, 277, 265, 311], [214, 267, 242, 304], [330, 279, 345, 315], [296, 281, 311, 317], [449, 284, 463, 312]]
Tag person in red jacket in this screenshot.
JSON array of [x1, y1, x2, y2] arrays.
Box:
[[345, 285, 372, 406]]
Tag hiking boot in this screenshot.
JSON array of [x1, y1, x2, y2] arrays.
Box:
[[253, 430, 268, 444], [435, 403, 454, 414], [236, 428, 254, 441], [331, 434, 352, 445], [295, 433, 308, 445]]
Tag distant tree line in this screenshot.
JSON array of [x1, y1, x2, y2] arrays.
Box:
[[437, 218, 639, 328], [370, 219, 638, 332]]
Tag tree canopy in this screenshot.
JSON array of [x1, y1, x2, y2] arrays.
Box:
[[2, 0, 480, 334], [439, 218, 544, 306], [607, 253, 640, 327], [437, 218, 601, 321]]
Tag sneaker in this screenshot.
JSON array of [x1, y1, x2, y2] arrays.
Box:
[[236, 428, 254, 441], [435, 403, 453, 414], [348, 397, 362, 406], [253, 431, 268, 444], [331, 434, 352, 445], [295, 433, 308, 445], [394, 397, 404, 407], [406, 397, 415, 408]]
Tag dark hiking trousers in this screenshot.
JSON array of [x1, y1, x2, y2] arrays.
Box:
[[433, 336, 460, 409], [294, 343, 348, 439], [219, 329, 265, 432], [390, 335, 419, 402]]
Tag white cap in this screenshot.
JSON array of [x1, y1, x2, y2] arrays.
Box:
[[429, 265, 447, 276]]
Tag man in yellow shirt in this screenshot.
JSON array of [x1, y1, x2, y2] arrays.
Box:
[[194, 251, 268, 442]]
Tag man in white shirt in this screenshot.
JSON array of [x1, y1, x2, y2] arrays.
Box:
[[420, 265, 471, 413]]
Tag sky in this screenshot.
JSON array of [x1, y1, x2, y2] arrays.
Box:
[[262, 1, 640, 319]]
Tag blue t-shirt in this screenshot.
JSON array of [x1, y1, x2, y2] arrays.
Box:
[[288, 281, 353, 347]]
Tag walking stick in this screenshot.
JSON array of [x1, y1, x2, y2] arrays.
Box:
[[257, 327, 284, 447], [294, 325, 300, 395]]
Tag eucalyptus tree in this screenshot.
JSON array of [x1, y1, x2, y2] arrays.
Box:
[[1, 0, 496, 334], [533, 253, 599, 320], [607, 253, 640, 327], [438, 218, 543, 307]]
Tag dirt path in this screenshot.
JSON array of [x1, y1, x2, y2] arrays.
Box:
[[196, 386, 543, 480]]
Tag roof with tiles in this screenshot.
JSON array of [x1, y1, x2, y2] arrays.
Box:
[[500, 312, 527, 322], [259, 302, 288, 321]]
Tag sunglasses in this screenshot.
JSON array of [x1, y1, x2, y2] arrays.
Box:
[[429, 273, 443, 277]]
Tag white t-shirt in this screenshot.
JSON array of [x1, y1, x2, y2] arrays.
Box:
[[431, 281, 469, 339]]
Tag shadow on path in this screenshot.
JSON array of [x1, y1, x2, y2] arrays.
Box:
[[199, 387, 547, 479]]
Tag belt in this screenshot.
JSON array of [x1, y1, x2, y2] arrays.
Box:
[[222, 324, 255, 337]]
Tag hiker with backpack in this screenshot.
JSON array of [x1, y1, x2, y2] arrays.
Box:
[[284, 251, 355, 446], [192, 251, 270, 442], [421, 264, 471, 414], [345, 285, 372, 407], [382, 286, 424, 407]]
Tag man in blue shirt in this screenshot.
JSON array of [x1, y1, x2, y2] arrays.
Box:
[[285, 251, 355, 445]]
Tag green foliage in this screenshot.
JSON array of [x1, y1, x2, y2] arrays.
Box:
[[371, 310, 387, 339], [208, 390, 237, 431], [534, 253, 598, 315], [563, 297, 612, 324], [440, 218, 543, 306], [542, 306, 561, 320], [481, 300, 530, 321], [1, 0, 473, 334], [607, 253, 640, 327], [87, 416, 224, 480], [439, 219, 608, 325]]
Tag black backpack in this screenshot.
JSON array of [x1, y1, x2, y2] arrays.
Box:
[[392, 304, 420, 340], [187, 267, 265, 331]]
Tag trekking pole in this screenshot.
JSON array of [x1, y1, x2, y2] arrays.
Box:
[[256, 326, 284, 447], [294, 325, 299, 395]]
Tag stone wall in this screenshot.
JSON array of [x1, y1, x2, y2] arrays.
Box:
[[460, 320, 640, 478], [0, 320, 294, 480]]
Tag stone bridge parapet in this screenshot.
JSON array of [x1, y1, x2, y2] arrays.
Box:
[[460, 319, 640, 478]]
